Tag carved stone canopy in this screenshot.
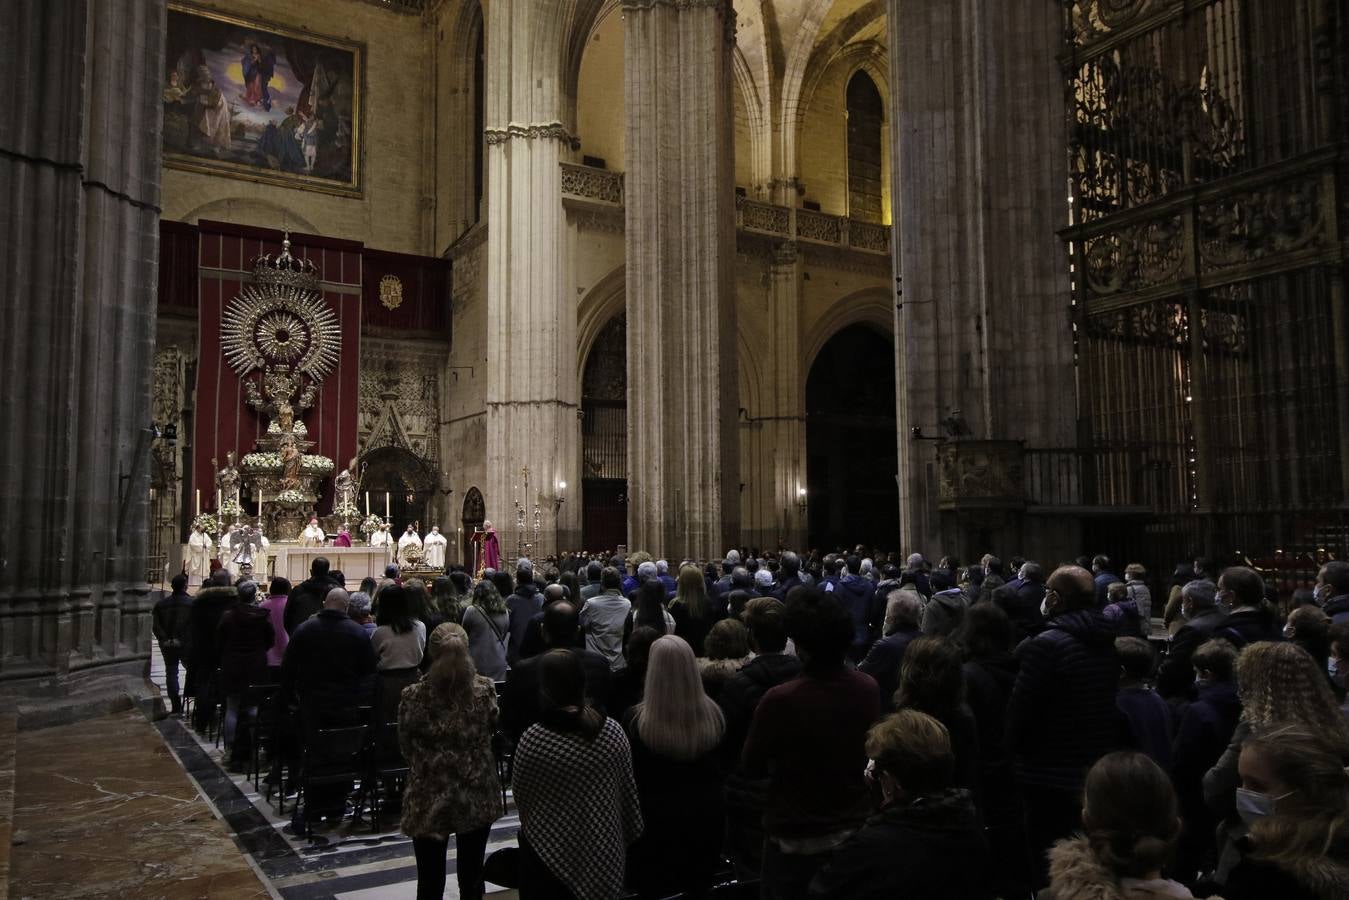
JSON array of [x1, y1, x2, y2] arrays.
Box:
[[936, 440, 1026, 511]]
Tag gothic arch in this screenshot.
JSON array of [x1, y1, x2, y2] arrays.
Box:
[[802, 286, 894, 383], [176, 197, 319, 235], [462, 486, 485, 523], [443, 0, 485, 241], [576, 264, 627, 383]]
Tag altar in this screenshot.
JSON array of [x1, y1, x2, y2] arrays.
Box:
[[273, 545, 392, 588]]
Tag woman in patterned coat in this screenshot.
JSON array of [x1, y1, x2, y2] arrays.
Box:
[[513, 649, 644, 899], [398, 623, 501, 900]]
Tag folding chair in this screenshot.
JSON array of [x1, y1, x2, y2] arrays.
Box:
[[296, 724, 368, 833], [365, 720, 410, 831]]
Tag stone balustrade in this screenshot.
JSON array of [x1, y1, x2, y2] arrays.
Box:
[[561, 162, 891, 254]]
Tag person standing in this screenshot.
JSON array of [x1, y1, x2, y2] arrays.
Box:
[[216, 580, 274, 768], [398, 625, 501, 900], [188, 569, 237, 730], [581, 567, 633, 672], [461, 579, 509, 681], [153, 573, 194, 716], [742, 588, 880, 899]]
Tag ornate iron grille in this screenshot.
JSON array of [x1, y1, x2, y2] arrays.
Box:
[[1064, 0, 1348, 585]]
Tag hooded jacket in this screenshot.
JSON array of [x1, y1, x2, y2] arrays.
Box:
[[1041, 836, 1217, 900], [1324, 593, 1349, 626], [809, 789, 993, 900], [834, 574, 877, 647], [922, 587, 968, 638], [1008, 609, 1120, 792]]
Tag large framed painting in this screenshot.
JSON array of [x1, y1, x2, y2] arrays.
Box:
[[164, 3, 363, 196]]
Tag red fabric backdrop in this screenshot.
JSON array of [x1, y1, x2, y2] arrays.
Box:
[[192, 220, 363, 514]]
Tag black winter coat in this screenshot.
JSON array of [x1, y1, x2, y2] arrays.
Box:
[[809, 790, 993, 900], [1157, 607, 1228, 699], [188, 586, 237, 672], [718, 652, 803, 765], [1008, 609, 1120, 792]]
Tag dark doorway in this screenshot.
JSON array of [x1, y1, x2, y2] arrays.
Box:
[[581, 315, 628, 553], [805, 323, 899, 551], [361, 446, 435, 532], [461, 486, 485, 568]]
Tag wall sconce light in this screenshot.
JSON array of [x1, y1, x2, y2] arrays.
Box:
[[796, 487, 807, 510], [554, 480, 567, 512]]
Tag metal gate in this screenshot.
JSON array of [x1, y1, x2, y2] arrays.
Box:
[[582, 316, 628, 553]]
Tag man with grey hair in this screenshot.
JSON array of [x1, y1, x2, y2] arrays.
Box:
[[903, 552, 931, 598], [505, 557, 543, 666], [628, 560, 659, 598], [859, 589, 924, 710], [655, 559, 677, 595], [281, 587, 376, 725], [1157, 578, 1227, 699], [773, 551, 813, 599]]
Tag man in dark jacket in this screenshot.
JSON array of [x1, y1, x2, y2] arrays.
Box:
[[1318, 560, 1349, 625], [579, 560, 604, 601], [809, 708, 992, 900], [720, 597, 803, 762], [921, 569, 968, 638], [1214, 565, 1282, 648], [1091, 554, 1120, 605], [835, 555, 876, 659], [858, 589, 923, 710], [742, 588, 880, 898], [280, 587, 376, 727], [505, 558, 544, 666], [503, 601, 611, 743], [188, 570, 237, 729], [1006, 564, 1119, 888], [773, 551, 814, 600], [993, 561, 1047, 642], [153, 573, 194, 715], [284, 557, 335, 635], [1156, 579, 1227, 699]]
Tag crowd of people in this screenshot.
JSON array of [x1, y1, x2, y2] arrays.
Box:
[[152, 547, 1349, 899]]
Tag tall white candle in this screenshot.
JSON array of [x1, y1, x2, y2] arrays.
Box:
[[385, 492, 390, 520], [195, 489, 201, 517], [216, 489, 222, 510], [365, 492, 370, 516]]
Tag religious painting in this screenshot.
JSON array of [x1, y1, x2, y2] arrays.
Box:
[[163, 3, 363, 195]]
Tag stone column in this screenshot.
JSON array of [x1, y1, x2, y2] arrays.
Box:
[[888, 0, 1075, 559], [0, 0, 164, 679], [482, 0, 579, 561], [624, 0, 739, 561]]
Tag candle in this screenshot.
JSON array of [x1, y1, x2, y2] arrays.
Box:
[[365, 492, 370, 517], [216, 489, 222, 510], [385, 492, 390, 520], [195, 489, 201, 517]]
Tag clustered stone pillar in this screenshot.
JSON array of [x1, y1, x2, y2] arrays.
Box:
[[482, 0, 580, 562], [623, 0, 740, 562], [0, 0, 164, 679], [888, 0, 1075, 559]]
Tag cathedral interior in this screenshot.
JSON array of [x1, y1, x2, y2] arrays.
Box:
[[1, 0, 1347, 895]]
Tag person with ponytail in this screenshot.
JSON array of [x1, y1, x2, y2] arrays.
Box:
[[398, 623, 501, 900], [513, 649, 643, 899], [1042, 751, 1214, 899], [624, 634, 727, 897], [1220, 726, 1349, 899]]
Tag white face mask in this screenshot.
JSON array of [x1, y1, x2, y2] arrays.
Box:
[[1040, 597, 1052, 618], [1330, 657, 1342, 682], [1235, 787, 1293, 826], [1282, 623, 1296, 640]]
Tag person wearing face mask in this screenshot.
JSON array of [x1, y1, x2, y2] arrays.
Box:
[[1283, 604, 1345, 703], [1006, 565, 1121, 889], [1216, 726, 1349, 899], [1201, 641, 1349, 882], [1156, 580, 1226, 700], [1316, 560, 1349, 625], [808, 709, 992, 899]]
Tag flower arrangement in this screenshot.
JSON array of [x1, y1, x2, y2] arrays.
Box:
[[242, 451, 282, 469], [360, 514, 386, 535], [192, 513, 220, 535], [219, 498, 244, 519], [300, 455, 334, 474], [268, 419, 309, 435], [275, 488, 307, 504], [335, 501, 361, 520]]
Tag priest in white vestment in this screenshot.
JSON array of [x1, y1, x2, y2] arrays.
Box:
[[220, 525, 239, 579], [423, 526, 447, 569], [256, 532, 271, 580], [370, 522, 392, 552], [187, 527, 213, 584], [397, 524, 423, 567], [299, 517, 326, 547]]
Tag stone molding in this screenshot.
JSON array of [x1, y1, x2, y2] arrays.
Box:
[[484, 122, 575, 146]]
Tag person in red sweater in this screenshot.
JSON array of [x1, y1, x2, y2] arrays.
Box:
[[742, 587, 881, 899]]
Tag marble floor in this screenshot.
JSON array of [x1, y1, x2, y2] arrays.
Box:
[[8, 710, 269, 899], [146, 646, 521, 900]]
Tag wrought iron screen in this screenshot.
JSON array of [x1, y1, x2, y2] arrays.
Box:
[[1064, 0, 1348, 585]]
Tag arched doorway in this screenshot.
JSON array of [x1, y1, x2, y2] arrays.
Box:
[[581, 315, 627, 552], [805, 324, 899, 550], [461, 486, 484, 568], [361, 446, 436, 533]]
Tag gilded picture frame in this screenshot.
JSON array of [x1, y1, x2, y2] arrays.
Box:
[[164, 2, 364, 196]]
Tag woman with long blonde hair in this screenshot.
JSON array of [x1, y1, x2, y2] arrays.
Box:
[[670, 564, 717, 655], [398, 624, 500, 900], [625, 634, 727, 897]]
